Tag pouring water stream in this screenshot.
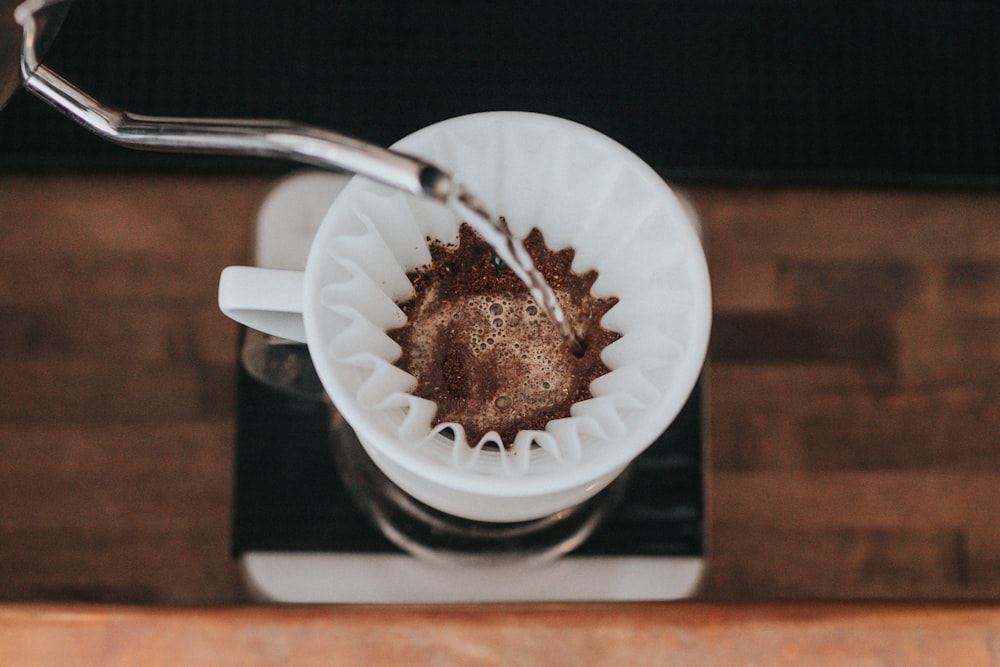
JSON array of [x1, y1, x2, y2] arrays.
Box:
[[446, 186, 585, 356]]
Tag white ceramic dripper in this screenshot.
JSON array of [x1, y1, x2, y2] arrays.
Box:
[[220, 112, 711, 522]]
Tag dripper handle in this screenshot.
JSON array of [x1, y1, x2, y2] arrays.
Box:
[[218, 267, 307, 343]]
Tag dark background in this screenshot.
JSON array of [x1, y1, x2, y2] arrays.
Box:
[[1, 0, 998, 186]]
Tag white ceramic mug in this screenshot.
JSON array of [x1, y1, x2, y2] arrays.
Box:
[[219, 112, 711, 522]]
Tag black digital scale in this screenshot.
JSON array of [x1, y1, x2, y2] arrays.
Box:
[[230, 173, 704, 603]]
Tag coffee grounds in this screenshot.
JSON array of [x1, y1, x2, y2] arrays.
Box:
[[388, 222, 620, 447]]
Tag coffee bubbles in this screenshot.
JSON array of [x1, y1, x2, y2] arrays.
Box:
[[388, 224, 620, 446]]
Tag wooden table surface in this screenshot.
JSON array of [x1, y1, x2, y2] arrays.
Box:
[[2, 173, 1000, 657], [4, 601, 1000, 666]]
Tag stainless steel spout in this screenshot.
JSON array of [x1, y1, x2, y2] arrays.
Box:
[[6, 0, 454, 202]]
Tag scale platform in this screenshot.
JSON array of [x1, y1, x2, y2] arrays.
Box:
[[232, 172, 705, 603]]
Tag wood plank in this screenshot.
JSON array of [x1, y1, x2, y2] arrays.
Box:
[[0, 358, 204, 424], [0, 302, 201, 364], [0, 250, 241, 308], [705, 472, 1000, 598], [895, 311, 1000, 385], [710, 311, 895, 365], [778, 258, 925, 311], [702, 524, 968, 599], [706, 255, 787, 311], [0, 175, 268, 256], [0, 422, 242, 604], [0, 422, 234, 527], [689, 187, 1000, 261], [942, 259, 1000, 314], [0, 530, 245, 604], [709, 471, 1000, 534], [2, 603, 1000, 666], [709, 353, 999, 472]]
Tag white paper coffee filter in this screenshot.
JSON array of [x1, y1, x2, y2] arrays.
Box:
[[303, 112, 710, 499]]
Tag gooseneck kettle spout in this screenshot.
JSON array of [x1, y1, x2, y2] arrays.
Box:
[[3, 0, 455, 202], [3, 0, 582, 354]]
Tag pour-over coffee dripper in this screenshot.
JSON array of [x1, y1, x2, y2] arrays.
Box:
[[220, 111, 712, 528]]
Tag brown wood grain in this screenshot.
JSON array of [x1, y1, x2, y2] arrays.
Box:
[[2, 174, 1000, 605], [3, 602, 1000, 666]]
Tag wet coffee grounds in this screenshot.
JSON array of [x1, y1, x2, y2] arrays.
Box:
[[388, 222, 620, 446]]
